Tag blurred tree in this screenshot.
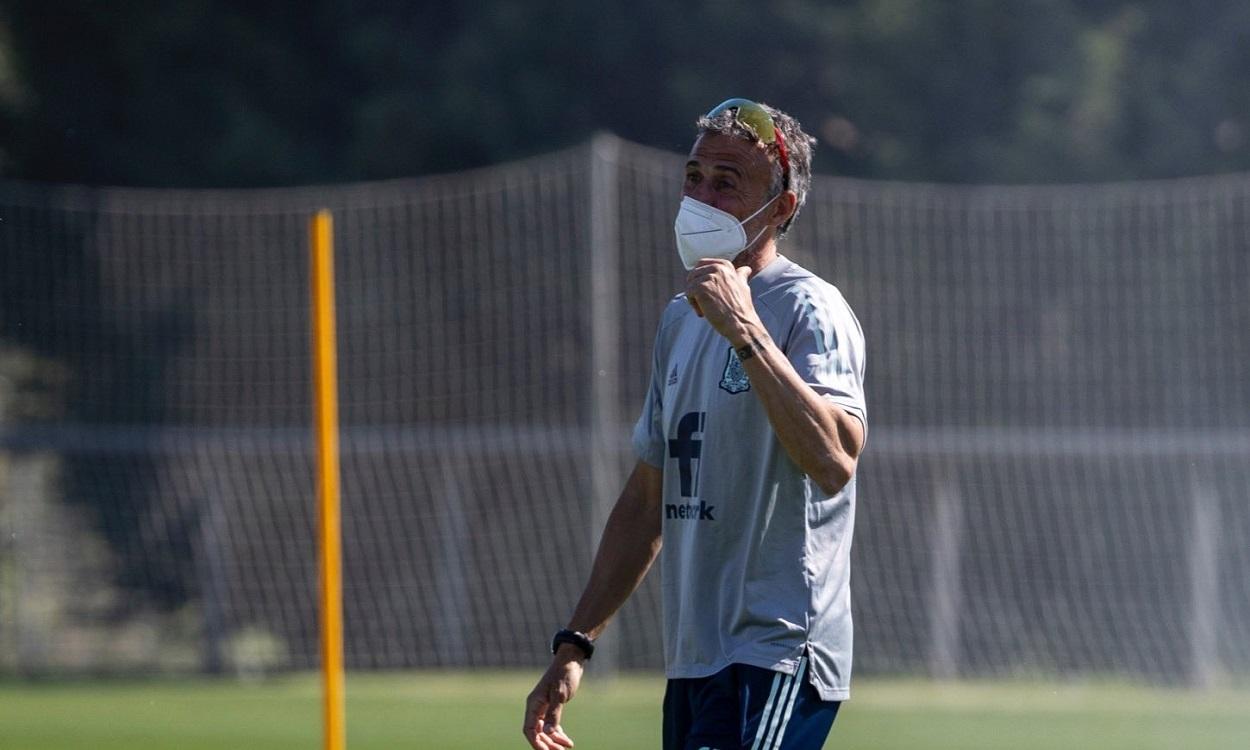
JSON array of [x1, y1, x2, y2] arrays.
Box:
[[1, 0, 1249, 186]]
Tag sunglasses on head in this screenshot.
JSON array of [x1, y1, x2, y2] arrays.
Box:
[[705, 98, 791, 190]]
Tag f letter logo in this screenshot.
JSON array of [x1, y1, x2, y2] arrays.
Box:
[[668, 411, 706, 498]]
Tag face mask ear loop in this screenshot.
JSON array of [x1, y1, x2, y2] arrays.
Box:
[[742, 220, 773, 253], [743, 191, 780, 223], [740, 192, 781, 251]]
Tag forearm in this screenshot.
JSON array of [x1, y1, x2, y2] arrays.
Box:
[[565, 462, 663, 641], [731, 323, 860, 495]]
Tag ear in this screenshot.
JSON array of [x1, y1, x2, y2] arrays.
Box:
[[770, 190, 798, 229]]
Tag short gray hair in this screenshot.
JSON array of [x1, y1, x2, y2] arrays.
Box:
[[696, 102, 816, 237]]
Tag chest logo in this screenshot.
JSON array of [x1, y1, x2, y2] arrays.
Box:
[[668, 411, 705, 498], [718, 347, 751, 394]]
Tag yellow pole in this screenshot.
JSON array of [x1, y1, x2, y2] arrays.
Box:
[[310, 209, 346, 750]]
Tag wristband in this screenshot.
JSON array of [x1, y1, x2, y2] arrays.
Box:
[[551, 629, 595, 659]]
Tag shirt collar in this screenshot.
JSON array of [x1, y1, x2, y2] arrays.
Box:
[[749, 253, 792, 292]]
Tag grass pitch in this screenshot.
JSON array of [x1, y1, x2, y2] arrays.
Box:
[[2, 671, 1248, 749]]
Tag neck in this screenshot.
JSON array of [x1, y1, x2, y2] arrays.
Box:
[[735, 238, 778, 276]]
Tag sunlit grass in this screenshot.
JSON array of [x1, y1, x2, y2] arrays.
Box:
[[2, 671, 1248, 749]]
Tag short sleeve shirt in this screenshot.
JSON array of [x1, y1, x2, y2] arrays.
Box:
[[632, 254, 866, 701]]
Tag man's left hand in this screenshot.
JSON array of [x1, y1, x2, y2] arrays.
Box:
[[686, 259, 761, 346]]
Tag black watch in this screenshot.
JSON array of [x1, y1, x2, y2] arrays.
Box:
[[550, 629, 595, 659]]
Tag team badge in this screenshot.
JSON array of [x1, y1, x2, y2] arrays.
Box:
[[718, 347, 751, 394]]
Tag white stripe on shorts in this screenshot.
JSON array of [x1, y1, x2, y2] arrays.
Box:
[[756, 659, 802, 750], [768, 657, 808, 750], [750, 671, 786, 750], [755, 655, 805, 750]]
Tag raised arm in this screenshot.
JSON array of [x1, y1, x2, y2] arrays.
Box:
[[732, 330, 863, 495], [687, 259, 864, 495], [522, 460, 663, 750]]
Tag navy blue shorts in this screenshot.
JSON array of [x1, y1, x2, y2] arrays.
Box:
[[662, 656, 841, 750]]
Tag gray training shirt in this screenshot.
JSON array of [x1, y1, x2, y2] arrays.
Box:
[[633, 254, 866, 702]]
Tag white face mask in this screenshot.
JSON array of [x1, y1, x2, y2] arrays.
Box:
[[673, 194, 779, 270]]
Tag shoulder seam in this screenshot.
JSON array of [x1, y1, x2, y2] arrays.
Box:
[[658, 295, 691, 334]]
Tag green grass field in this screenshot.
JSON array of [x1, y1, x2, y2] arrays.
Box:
[[3, 672, 1249, 749]]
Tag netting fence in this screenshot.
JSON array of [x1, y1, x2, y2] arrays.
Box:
[[1, 135, 1248, 684]]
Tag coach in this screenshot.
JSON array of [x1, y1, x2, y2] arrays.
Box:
[[524, 98, 867, 750]]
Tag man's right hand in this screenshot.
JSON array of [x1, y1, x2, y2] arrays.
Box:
[[522, 462, 662, 748], [522, 645, 585, 749]]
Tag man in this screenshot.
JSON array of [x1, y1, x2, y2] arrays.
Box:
[[524, 99, 867, 750]]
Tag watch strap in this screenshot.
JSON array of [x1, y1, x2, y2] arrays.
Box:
[[550, 629, 595, 659]]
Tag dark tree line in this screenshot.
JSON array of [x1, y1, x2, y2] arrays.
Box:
[[0, 0, 1248, 187]]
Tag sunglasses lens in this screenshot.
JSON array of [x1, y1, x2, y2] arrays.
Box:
[[705, 98, 776, 144]]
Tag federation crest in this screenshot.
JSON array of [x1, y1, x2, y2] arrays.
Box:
[[718, 347, 751, 394]]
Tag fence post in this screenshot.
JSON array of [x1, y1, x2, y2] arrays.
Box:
[[588, 134, 622, 678], [1188, 474, 1221, 688], [7, 454, 41, 676], [928, 476, 963, 680], [436, 452, 469, 665], [197, 475, 227, 675], [0, 451, 16, 675]]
